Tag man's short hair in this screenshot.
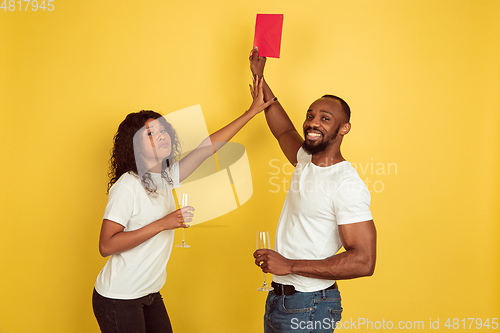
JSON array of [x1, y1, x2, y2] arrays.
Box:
[[321, 94, 351, 123]]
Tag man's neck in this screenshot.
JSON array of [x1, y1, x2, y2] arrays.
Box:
[[311, 150, 345, 167]]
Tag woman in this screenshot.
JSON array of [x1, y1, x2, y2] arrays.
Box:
[[92, 77, 275, 333]]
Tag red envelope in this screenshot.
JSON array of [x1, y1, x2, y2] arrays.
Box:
[[253, 14, 284, 58]]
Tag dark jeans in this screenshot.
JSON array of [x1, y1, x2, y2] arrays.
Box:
[[92, 289, 173, 333]]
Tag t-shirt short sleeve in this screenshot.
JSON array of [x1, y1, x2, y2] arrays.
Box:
[[103, 181, 135, 228], [333, 177, 373, 225], [170, 162, 181, 188]]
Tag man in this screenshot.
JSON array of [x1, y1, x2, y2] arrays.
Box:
[[251, 47, 377, 333]]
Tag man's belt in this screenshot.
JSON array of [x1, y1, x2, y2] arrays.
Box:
[[271, 281, 338, 296]]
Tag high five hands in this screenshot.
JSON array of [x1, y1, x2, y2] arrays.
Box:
[[246, 73, 277, 116], [246, 46, 275, 115]]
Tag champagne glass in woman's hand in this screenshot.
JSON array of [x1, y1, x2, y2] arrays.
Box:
[[256, 231, 274, 291], [175, 193, 191, 248]]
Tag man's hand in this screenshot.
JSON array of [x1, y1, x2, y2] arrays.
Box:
[[252, 220, 376, 280], [253, 249, 293, 276], [248, 45, 303, 166], [249, 46, 266, 77]]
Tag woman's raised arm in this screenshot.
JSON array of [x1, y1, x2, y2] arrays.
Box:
[[178, 76, 276, 182]]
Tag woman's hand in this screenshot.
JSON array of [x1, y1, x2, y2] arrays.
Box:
[[247, 75, 277, 116], [160, 206, 194, 230], [98, 206, 195, 257]]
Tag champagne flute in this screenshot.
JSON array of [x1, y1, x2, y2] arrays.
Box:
[[175, 193, 191, 248], [256, 231, 274, 291]]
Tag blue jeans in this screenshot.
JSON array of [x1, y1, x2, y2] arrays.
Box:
[[92, 289, 173, 333], [264, 288, 342, 333]]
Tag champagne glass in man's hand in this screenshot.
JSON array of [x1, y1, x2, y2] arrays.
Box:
[[256, 231, 274, 291]]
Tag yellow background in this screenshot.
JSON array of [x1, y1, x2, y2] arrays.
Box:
[[1, 0, 499, 332]]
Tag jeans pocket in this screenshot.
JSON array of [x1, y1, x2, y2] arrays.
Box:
[[281, 293, 314, 314], [329, 308, 342, 328], [312, 290, 342, 332]]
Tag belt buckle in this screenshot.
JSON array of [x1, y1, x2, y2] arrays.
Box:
[[272, 282, 295, 296]]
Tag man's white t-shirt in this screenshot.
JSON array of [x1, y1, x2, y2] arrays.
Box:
[[273, 148, 373, 292], [95, 166, 180, 300]]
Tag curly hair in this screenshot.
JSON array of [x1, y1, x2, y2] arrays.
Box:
[[107, 110, 182, 195]]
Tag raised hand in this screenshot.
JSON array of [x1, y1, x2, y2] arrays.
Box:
[[247, 75, 277, 116], [249, 46, 266, 77]]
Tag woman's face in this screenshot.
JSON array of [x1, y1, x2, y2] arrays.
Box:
[[140, 118, 172, 165]]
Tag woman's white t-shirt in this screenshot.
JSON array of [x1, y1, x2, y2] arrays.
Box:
[[95, 167, 180, 300]]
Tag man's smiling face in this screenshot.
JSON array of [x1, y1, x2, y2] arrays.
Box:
[[302, 98, 345, 155]]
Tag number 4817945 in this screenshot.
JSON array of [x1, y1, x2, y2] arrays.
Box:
[[444, 318, 498, 330], [1, 0, 55, 11]]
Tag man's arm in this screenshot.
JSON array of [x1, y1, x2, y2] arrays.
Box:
[[254, 220, 376, 280], [250, 47, 303, 166]]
